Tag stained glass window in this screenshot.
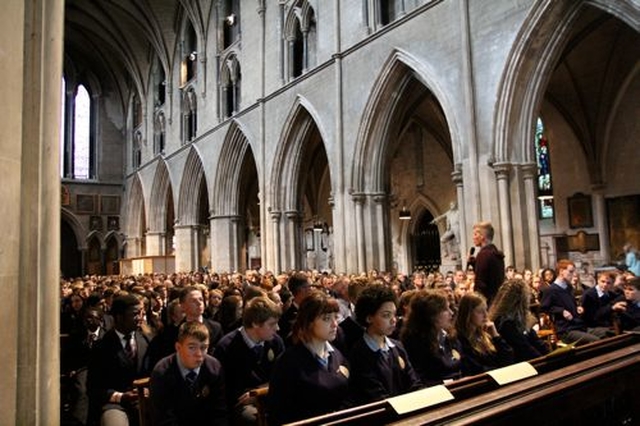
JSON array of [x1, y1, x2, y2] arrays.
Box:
[[535, 117, 554, 219]]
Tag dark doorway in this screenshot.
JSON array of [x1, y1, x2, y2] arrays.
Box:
[[105, 236, 120, 275], [61, 219, 81, 278], [411, 210, 441, 272]]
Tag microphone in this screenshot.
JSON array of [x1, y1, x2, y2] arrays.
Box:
[[469, 247, 475, 256]]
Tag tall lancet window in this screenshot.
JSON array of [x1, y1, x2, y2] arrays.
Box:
[[535, 117, 554, 219], [73, 84, 91, 180]]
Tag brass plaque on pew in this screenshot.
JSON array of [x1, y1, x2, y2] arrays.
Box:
[[387, 385, 454, 415], [488, 361, 538, 386]]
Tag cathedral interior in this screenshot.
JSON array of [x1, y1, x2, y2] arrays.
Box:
[[2, 0, 640, 423], [57, 0, 640, 280]]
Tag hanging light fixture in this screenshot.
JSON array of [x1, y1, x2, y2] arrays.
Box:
[[399, 206, 411, 221]]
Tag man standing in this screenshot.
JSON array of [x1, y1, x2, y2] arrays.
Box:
[[150, 321, 228, 425], [472, 222, 505, 305]]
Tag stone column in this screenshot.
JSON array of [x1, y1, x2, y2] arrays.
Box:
[[145, 231, 166, 256], [1, 0, 64, 424], [284, 211, 300, 270], [452, 165, 467, 257], [522, 163, 541, 271], [373, 193, 388, 271], [353, 194, 366, 273], [494, 162, 513, 267], [270, 211, 282, 273], [174, 224, 197, 272], [592, 184, 610, 263], [210, 215, 241, 273]]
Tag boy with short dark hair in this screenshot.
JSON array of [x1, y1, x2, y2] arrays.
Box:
[[150, 321, 228, 425]]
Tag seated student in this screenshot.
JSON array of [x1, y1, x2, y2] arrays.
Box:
[[87, 294, 151, 426], [456, 292, 514, 376], [349, 283, 421, 405], [541, 259, 605, 345], [213, 296, 285, 425], [489, 279, 548, 361], [580, 271, 617, 330], [149, 321, 228, 425], [268, 291, 350, 425], [401, 290, 462, 386], [612, 277, 640, 332]]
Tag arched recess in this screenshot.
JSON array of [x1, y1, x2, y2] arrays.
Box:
[[351, 50, 457, 272], [104, 231, 122, 275], [211, 121, 260, 272], [493, 0, 640, 270], [61, 208, 85, 278], [148, 160, 175, 256], [86, 232, 103, 275], [175, 147, 210, 272], [270, 99, 333, 272], [396, 194, 443, 274], [124, 174, 147, 258]]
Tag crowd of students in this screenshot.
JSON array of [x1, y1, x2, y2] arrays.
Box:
[[60, 259, 640, 426]]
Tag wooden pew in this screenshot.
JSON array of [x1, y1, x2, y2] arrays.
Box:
[[284, 333, 640, 426]]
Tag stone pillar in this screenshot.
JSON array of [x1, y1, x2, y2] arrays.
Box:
[[373, 193, 388, 271], [210, 215, 241, 273], [145, 231, 166, 256], [592, 184, 610, 263], [522, 163, 541, 271], [452, 165, 468, 257], [124, 236, 142, 258], [494, 162, 513, 267], [270, 211, 282, 273], [284, 211, 300, 270], [0, 0, 64, 424], [174, 224, 197, 272], [353, 194, 366, 273]]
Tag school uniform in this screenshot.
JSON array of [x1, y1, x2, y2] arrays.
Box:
[[458, 334, 514, 377], [402, 330, 462, 386], [150, 353, 228, 426], [213, 327, 285, 405], [268, 342, 350, 425], [348, 334, 421, 405], [495, 318, 548, 361]]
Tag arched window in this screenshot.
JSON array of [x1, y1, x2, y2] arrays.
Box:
[[153, 57, 166, 108], [133, 131, 142, 168], [182, 89, 197, 143], [378, 0, 400, 26], [60, 78, 96, 180], [221, 55, 241, 118], [73, 85, 91, 179], [535, 117, 554, 219], [286, 1, 316, 81], [154, 112, 166, 154], [222, 0, 241, 49], [181, 21, 198, 86]]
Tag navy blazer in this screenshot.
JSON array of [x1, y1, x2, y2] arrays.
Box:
[[268, 343, 350, 425], [541, 282, 587, 335], [348, 336, 421, 405], [401, 332, 462, 386], [580, 287, 614, 328], [213, 328, 284, 405], [150, 353, 228, 426], [87, 329, 150, 420], [495, 318, 548, 361]]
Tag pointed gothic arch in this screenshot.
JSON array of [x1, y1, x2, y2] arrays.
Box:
[[178, 147, 208, 225], [269, 98, 332, 271], [352, 50, 460, 194], [209, 120, 259, 272], [148, 160, 175, 233]]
